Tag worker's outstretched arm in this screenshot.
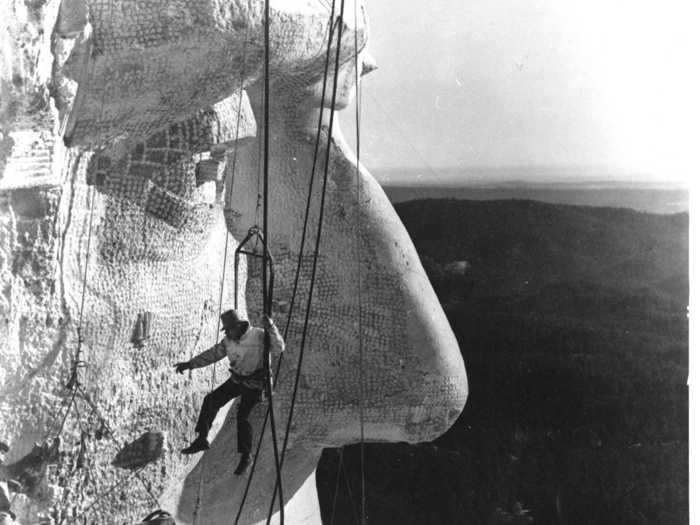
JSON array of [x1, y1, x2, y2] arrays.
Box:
[[189, 341, 227, 369], [264, 315, 285, 355]]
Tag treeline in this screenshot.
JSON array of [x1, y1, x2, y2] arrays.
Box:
[[317, 199, 688, 524]]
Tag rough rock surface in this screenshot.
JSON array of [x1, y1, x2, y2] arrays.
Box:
[[0, 2, 468, 524]]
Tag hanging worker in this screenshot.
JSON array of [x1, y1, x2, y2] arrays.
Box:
[[174, 309, 285, 475]]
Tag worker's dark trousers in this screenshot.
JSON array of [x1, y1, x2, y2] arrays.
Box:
[[194, 377, 261, 455]]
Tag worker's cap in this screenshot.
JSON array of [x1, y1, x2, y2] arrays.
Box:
[[220, 309, 249, 331]]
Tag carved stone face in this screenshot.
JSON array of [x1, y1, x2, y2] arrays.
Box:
[[165, 6, 468, 522], [0, 1, 467, 524], [58, 0, 369, 147]]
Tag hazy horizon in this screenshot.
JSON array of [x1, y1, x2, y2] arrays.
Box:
[[376, 168, 689, 214], [372, 165, 689, 188], [353, 0, 692, 185]]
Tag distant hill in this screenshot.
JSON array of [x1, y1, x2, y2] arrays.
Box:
[[382, 184, 689, 214], [317, 199, 688, 525], [399, 199, 688, 299]]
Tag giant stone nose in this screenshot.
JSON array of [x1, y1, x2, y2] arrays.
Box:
[[227, 120, 469, 447], [328, 152, 468, 444]]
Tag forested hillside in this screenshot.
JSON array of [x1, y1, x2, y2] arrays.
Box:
[[317, 199, 688, 524]]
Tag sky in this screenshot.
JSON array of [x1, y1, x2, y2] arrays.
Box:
[[347, 0, 695, 183]]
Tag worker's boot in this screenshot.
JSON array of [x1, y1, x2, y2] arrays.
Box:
[[180, 435, 209, 455], [234, 453, 251, 475]]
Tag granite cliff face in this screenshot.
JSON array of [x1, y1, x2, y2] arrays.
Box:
[[0, 2, 468, 524]]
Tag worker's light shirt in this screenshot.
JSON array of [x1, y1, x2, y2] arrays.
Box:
[[190, 323, 285, 376]]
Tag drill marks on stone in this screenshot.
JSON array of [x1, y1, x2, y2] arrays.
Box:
[[61, 2, 365, 147], [0, 185, 73, 446], [219, 121, 467, 453], [239, 233, 420, 429], [1, 321, 70, 400], [44, 119, 239, 519], [64, 31, 258, 145], [282, 376, 466, 447], [85, 109, 242, 265]]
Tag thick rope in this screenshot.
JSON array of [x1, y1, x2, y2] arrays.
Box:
[[255, 80, 264, 229], [353, 1, 367, 522], [328, 7, 367, 524], [40, 176, 95, 498], [215, 29, 250, 333], [48, 183, 96, 440], [232, 2, 339, 522], [282, 3, 339, 342], [265, 1, 347, 521], [76, 187, 95, 350], [47, 34, 111, 512], [191, 26, 251, 525], [261, 0, 286, 519]]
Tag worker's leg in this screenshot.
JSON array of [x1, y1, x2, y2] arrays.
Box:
[[236, 388, 262, 455], [194, 379, 242, 439]]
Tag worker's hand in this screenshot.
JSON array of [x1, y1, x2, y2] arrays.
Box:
[[174, 361, 192, 375], [263, 315, 274, 328]]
